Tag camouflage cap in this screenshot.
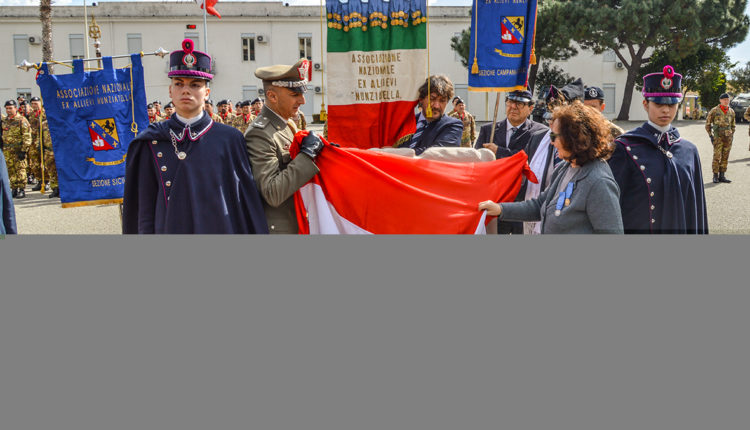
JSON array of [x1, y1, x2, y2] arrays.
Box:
[[255, 59, 311, 94]]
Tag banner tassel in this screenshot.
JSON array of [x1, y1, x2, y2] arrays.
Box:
[[471, 56, 479, 74]]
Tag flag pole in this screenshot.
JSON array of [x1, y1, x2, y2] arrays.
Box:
[[488, 93, 500, 146], [203, 2, 208, 51]]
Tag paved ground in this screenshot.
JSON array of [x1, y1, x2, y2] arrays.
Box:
[[10, 120, 750, 234]]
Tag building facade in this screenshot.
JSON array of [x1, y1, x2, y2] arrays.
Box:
[[1, 2, 647, 121]]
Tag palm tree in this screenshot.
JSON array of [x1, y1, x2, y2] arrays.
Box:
[[40, 0, 53, 72]]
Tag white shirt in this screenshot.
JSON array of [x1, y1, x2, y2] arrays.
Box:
[[647, 120, 671, 134], [174, 111, 205, 126]]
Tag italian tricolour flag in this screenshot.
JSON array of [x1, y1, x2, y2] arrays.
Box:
[[326, 0, 427, 149], [291, 132, 537, 234]]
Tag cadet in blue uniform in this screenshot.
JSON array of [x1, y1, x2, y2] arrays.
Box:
[[122, 39, 268, 234], [607, 65, 708, 234]]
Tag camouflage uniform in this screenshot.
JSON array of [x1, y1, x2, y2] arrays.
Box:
[[41, 120, 57, 189], [232, 113, 256, 134], [26, 108, 46, 184], [210, 112, 222, 123], [293, 112, 307, 131], [447, 110, 476, 147], [217, 111, 235, 125], [705, 105, 735, 174], [1, 114, 33, 190]]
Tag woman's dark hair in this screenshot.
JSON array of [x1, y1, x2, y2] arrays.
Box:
[[551, 101, 614, 165], [417, 74, 454, 101]]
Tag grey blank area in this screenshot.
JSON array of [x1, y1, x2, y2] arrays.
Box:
[[1, 237, 748, 430]]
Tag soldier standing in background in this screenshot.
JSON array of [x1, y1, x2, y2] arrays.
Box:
[[232, 100, 256, 133], [204, 99, 222, 123], [583, 86, 624, 142], [447, 97, 476, 147], [152, 100, 165, 120], [39, 119, 59, 198], [744, 106, 750, 150], [217, 100, 234, 124], [2, 100, 32, 198], [163, 102, 175, 119], [705, 93, 735, 183], [251, 98, 264, 117], [27, 97, 48, 192], [147, 103, 160, 123]]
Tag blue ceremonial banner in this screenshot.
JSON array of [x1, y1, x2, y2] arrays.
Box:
[[468, 0, 538, 92], [36, 54, 148, 207]]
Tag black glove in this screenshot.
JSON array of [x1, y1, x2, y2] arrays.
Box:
[[300, 131, 324, 159], [17, 150, 27, 161]]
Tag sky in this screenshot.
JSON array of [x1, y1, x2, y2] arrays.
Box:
[[3, 0, 748, 66]]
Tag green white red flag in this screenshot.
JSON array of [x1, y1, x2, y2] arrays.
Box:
[[325, 0, 427, 149]]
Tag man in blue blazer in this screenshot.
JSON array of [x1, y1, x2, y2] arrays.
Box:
[[406, 75, 463, 155]]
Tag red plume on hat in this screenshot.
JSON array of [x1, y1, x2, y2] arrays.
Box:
[[194, 0, 221, 19]]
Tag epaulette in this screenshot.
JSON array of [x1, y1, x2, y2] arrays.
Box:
[[252, 116, 270, 129]]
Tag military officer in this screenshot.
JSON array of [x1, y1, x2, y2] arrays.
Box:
[[744, 106, 750, 150], [293, 110, 307, 131], [447, 97, 476, 147], [583, 86, 624, 142], [2, 100, 33, 198], [232, 100, 255, 133], [204, 99, 222, 123], [26, 96, 49, 192], [705, 93, 735, 183], [608, 65, 707, 234], [245, 59, 325, 233]]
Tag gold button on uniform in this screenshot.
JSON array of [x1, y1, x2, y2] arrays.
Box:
[[161, 166, 167, 172], [157, 152, 163, 157], [165, 181, 172, 187]]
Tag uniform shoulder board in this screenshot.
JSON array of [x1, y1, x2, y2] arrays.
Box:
[[252, 116, 270, 129]]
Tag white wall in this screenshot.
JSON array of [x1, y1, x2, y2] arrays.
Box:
[[1, 2, 647, 121]]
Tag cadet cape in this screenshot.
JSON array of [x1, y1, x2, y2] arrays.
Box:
[[608, 123, 708, 234], [122, 113, 269, 234]]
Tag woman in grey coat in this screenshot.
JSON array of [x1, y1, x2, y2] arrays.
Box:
[[478, 101, 623, 234]]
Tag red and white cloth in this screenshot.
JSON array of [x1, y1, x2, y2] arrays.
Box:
[[291, 132, 537, 234]]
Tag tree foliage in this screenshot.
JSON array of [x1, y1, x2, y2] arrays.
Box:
[[533, 61, 574, 96], [552, 0, 749, 120], [449, 1, 576, 94], [728, 61, 750, 93], [450, 28, 470, 69], [696, 67, 727, 108]]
